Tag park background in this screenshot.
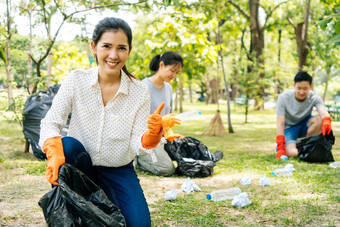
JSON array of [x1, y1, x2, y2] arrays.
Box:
[[0, 0, 339, 226]]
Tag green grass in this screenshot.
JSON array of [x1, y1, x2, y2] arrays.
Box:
[[0, 90, 339, 226]]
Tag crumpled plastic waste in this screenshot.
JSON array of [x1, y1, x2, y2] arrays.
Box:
[[165, 189, 178, 201], [259, 176, 271, 186], [284, 163, 295, 172], [231, 192, 252, 207], [329, 161, 340, 168], [240, 176, 251, 185], [181, 178, 202, 193]]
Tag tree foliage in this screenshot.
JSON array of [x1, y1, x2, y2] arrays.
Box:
[[1, 0, 339, 107]]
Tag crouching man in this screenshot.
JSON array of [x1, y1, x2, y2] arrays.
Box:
[[275, 71, 332, 159]]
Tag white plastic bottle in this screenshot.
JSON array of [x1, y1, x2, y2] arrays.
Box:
[[280, 155, 288, 161], [272, 168, 293, 177], [206, 187, 242, 201], [176, 110, 201, 122]]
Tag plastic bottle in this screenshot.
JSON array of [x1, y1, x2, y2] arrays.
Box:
[[206, 187, 242, 201], [280, 155, 288, 161], [272, 168, 293, 177], [176, 110, 201, 122]]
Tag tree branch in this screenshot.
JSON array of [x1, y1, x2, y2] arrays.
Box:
[[53, 0, 67, 18], [227, 0, 250, 21], [29, 53, 37, 65], [41, 0, 50, 34], [66, 0, 148, 18], [287, 15, 296, 29], [32, 0, 149, 78], [263, 1, 289, 29], [240, 28, 253, 62]]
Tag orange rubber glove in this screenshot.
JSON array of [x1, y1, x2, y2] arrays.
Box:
[[164, 127, 185, 143], [322, 116, 332, 136], [275, 135, 287, 159], [141, 103, 164, 149], [162, 113, 181, 128], [43, 137, 65, 185]]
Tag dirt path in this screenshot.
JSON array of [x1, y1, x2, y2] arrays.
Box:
[[0, 168, 238, 226]]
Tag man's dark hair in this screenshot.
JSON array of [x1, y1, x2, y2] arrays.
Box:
[[294, 71, 312, 85]]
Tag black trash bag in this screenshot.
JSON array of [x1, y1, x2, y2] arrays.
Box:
[[164, 136, 223, 178], [39, 164, 126, 227], [297, 130, 335, 163], [23, 84, 70, 160]]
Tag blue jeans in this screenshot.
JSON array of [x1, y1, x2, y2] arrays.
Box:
[[284, 115, 312, 145], [62, 136, 151, 227]]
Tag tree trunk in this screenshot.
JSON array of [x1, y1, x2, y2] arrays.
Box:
[[221, 55, 234, 133], [323, 69, 330, 102], [274, 28, 282, 99], [31, 61, 42, 94], [232, 39, 239, 100], [27, 12, 33, 95], [5, 0, 13, 105], [47, 23, 52, 86], [189, 80, 193, 103], [295, 0, 311, 71], [5, 41, 13, 105], [218, 20, 234, 133], [249, 0, 265, 110]]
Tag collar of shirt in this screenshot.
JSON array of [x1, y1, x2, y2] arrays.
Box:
[[88, 66, 129, 96]]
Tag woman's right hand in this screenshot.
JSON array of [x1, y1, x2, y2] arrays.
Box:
[[43, 137, 65, 185], [141, 103, 164, 149]]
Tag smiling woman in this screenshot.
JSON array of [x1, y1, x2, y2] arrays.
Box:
[[38, 17, 165, 227]]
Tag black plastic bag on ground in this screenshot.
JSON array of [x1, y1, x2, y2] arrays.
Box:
[[39, 164, 126, 227], [297, 130, 335, 163], [23, 84, 70, 160], [164, 136, 223, 177]]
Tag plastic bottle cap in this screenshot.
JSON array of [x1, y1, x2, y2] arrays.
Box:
[[206, 194, 212, 200]]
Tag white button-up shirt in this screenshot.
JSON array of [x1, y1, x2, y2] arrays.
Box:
[[39, 66, 152, 167]]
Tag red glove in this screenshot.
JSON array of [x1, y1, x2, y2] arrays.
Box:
[[43, 137, 65, 185], [275, 135, 287, 159], [322, 116, 332, 136], [141, 103, 164, 149]]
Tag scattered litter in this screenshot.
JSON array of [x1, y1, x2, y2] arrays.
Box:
[[181, 178, 202, 193], [231, 192, 252, 207], [206, 187, 242, 201], [280, 155, 288, 161], [240, 176, 251, 185], [165, 189, 178, 201], [272, 168, 293, 176], [284, 163, 295, 172], [329, 161, 340, 168], [259, 176, 271, 186]]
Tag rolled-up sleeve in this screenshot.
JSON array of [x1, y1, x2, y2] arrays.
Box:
[[39, 73, 74, 149]]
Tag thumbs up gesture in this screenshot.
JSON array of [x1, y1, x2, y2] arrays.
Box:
[[141, 103, 164, 149]]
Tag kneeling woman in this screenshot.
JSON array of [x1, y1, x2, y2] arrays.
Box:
[[39, 17, 163, 227]]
